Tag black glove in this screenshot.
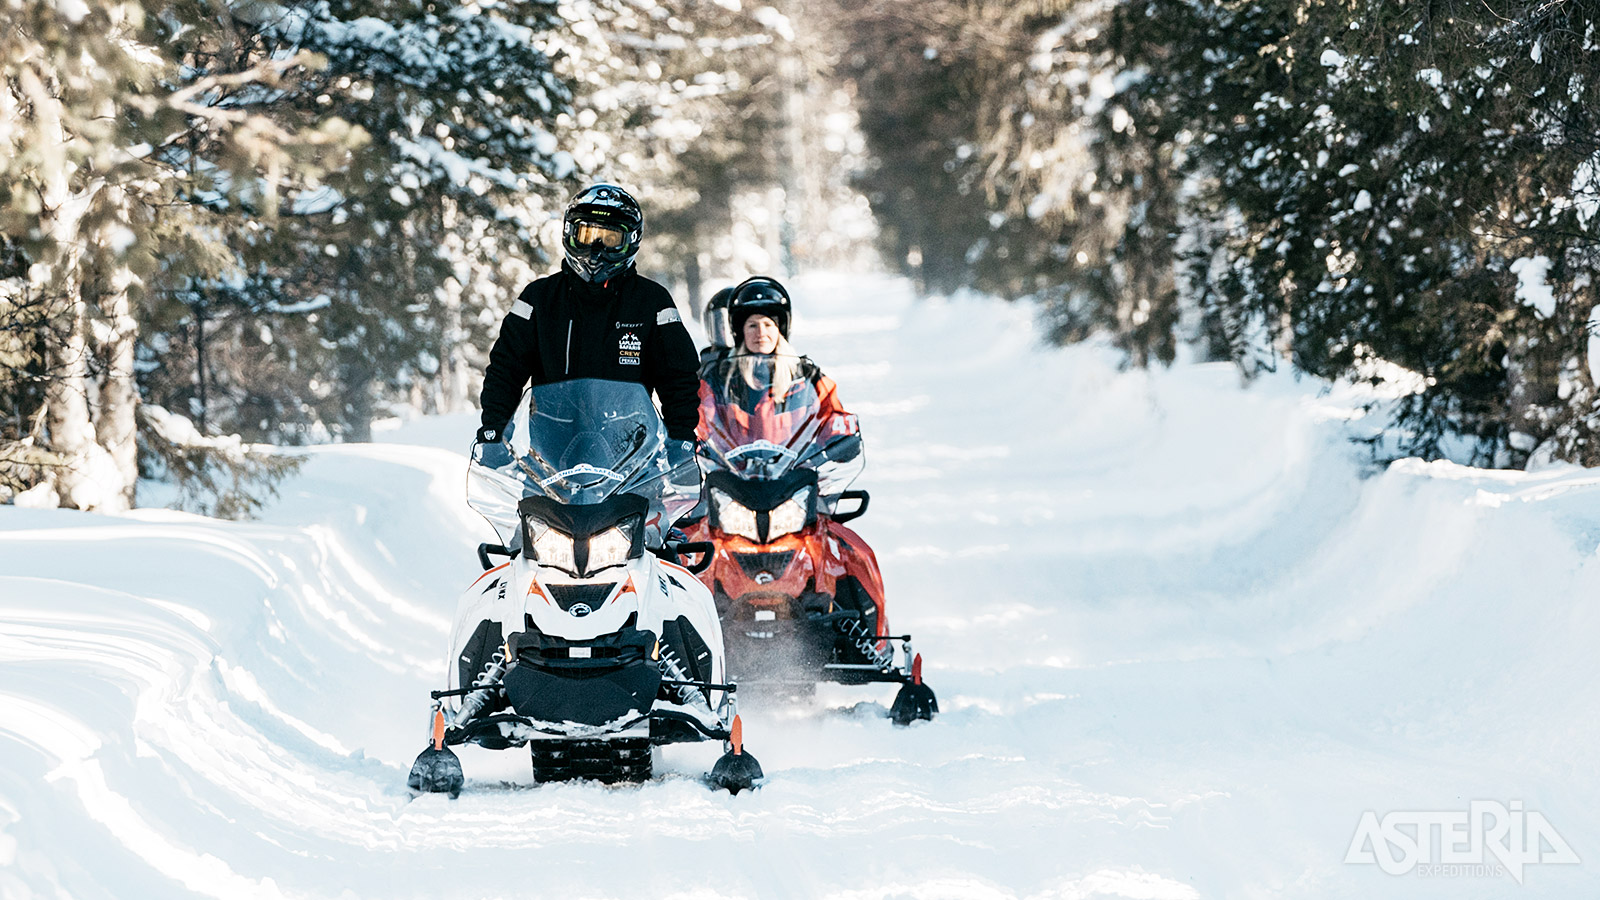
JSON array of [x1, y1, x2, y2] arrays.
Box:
[[474, 425, 512, 469], [822, 433, 863, 463], [665, 438, 701, 487]]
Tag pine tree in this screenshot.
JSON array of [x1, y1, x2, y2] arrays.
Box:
[[135, 0, 574, 443], [836, 0, 1600, 465], [0, 0, 331, 507], [547, 0, 797, 300], [1118, 0, 1600, 463]]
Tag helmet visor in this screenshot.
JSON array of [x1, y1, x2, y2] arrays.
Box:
[[572, 221, 626, 249]]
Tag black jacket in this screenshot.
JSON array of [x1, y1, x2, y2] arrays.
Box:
[[479, 263, 701, 440]]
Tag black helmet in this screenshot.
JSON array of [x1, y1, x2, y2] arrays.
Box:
[[729, 276, 791, 340], [562, 183, 643, 284], [703, 286, 735, 349]]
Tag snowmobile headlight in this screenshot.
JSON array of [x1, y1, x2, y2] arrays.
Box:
[[766, 487, 813, 539], [586, 514, 642, 574], [711, 487, 760, 541], [529, 519, 579, 575]]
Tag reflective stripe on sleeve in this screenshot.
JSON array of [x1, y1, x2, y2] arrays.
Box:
[[511, 300, 533, 320], [657, 306, 681, 325]]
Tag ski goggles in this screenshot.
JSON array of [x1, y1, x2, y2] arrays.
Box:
[[571, 220, 627, 249]]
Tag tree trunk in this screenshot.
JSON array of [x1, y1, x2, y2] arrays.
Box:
[[194, 299, 208, 433], [94, 262, 139, 511], [45, 290, 97, 509], [29, 69, 98, 507], [684, 252, 703, 314], [342, 358, 374, 442]]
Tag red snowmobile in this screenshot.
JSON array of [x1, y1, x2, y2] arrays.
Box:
[[682, 354, 936, 724]]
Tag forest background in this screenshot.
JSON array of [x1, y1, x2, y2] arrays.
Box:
[[3, 0, 1598, 515]]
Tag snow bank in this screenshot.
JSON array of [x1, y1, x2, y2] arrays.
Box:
[[2, 274, 1595, 898]]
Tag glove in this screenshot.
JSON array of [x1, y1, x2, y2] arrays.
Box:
[[474, 425, 513, 469], [822, 433, 862, 463], [666, 438, 696, 468], [665, 438, 701, 488]]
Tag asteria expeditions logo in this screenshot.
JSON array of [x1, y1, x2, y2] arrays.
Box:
[[1345, 801, 1579, 883]]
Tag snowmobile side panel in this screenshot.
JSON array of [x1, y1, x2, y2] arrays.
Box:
[[456, 618, 504, 700]]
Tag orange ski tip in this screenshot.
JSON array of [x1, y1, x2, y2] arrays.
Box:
[[912, 653, 923, 686], [731, 715, 743, 756], [431, 710, 446, 751]]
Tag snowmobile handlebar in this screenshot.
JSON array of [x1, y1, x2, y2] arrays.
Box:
[[660, 540, 715, 573], [831, 489, 870, 524], [478, 542, 518, 571]]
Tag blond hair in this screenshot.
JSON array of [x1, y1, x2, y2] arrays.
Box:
[[727, 335, 801, 404]]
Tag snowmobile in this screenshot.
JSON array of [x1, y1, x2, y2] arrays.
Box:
[[683, 355, 937, 724], [408, 379, 762, 796]]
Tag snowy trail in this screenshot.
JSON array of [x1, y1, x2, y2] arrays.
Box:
[[2, 273, 1597, 898]]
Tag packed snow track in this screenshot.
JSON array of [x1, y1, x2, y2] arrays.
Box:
[[2, 274, 1595, 898]]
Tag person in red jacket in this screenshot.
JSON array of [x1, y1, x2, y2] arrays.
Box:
[[696, 276, 857, 452]]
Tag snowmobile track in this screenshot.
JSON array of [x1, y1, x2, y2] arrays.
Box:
[[529, 737, 653, 784]]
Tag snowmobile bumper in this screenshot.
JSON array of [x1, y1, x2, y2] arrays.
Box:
[[725, 609, 912, 685], [440, 622, 734, 747], [724, 616, 836, 680], [502, 624, 662, 729]]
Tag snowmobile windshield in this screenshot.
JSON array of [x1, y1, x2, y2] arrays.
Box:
[[467, 379, 698, 545], [699, 354, 863, 497]]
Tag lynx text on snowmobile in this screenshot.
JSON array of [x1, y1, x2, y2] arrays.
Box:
[[684, 355, 937, 724], [408, 379, 762, 796]]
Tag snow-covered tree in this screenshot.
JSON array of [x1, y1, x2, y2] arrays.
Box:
[[1, 0, 349, 508], [134, 0, 575, 443], [841, 0, 1600, 466], [1117, 0, 1600, 463], [543, 0, 798, 303]]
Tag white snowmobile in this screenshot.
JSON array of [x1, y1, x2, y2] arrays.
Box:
[[408, 379, 762, 796]]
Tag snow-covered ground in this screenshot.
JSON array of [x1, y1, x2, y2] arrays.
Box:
[[2, 273, 1596, 898]]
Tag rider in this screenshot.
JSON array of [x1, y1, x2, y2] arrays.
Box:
[[475, 183, 701, 482], [698, 276, 859, 463], [699, 285, 735, 366]]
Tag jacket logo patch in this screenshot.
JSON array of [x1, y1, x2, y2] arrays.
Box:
[[618, 331, 642, 365]]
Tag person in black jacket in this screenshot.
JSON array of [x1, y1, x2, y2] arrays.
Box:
[[475, 184, 701, 474]]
